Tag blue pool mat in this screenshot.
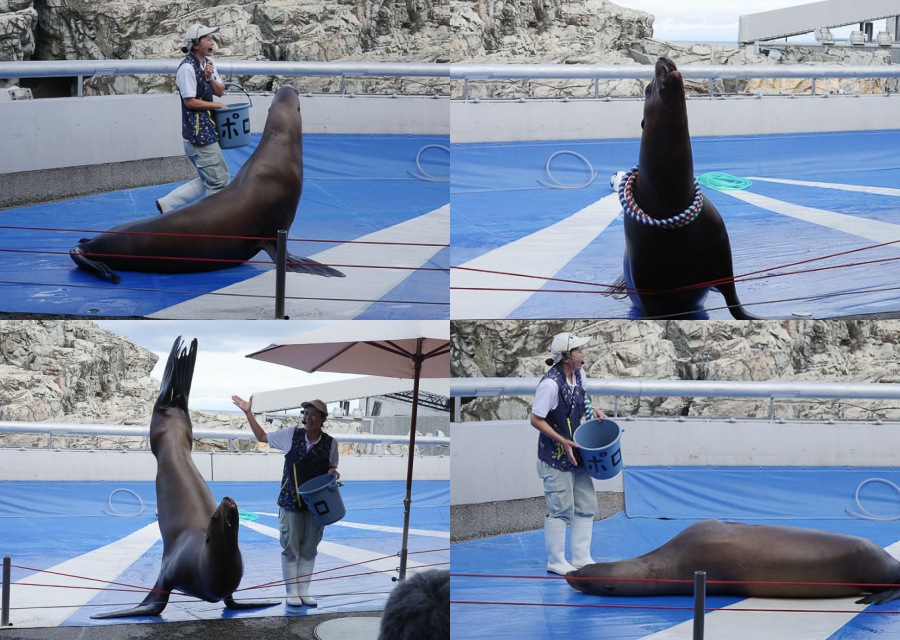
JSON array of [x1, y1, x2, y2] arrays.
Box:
[[451, 130, 900, 319], [0, 480, 449, 626], [0, 134, 449, 318], [451, 467, 900, 639]]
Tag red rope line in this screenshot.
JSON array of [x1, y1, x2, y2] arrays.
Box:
[[450, 572, 900, 589], [0, 224, 449, 248], [0, 279, 449, 307], [450, 600, 900, 615], [451, 238, 900, 297], [1, 248, 450, 273]]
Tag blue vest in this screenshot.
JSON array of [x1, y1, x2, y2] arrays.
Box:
[[179, 54, 219, 146], [536, 365, 585, 471], [277, 428, 335, 512]]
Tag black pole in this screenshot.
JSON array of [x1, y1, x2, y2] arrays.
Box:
[[2, 556, 10, 627], [693, 570, 706, 640], [398, 338, 423, 581], [275, 229, 286, 319]]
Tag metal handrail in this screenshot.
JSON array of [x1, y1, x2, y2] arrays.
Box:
[[0, 421, 449, 451], [0, 60, 450, 98], [448, 62, 900, 99], [451, 377, 900, 421]]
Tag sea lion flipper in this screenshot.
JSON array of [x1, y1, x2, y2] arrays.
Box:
[[262, 243, 346, 278], [223, 594, 280, 610], [157, 337, 198, 411], [69, 246, 122, 284], [857, 586, 900, 605], [89, 577, 170, 619]]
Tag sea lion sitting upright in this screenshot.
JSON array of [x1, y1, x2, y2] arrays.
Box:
[[91, 337, 277, 618], [71, 85, 344, 284], [566, 520, 900, 603], [619, 57, 758, 319]]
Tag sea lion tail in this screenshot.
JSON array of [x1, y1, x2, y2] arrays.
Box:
[[157, 337, 198, 411], [69, 245, 122, 284]]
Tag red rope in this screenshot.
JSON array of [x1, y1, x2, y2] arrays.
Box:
[[450, 600, 900, 615], [0, 224, 448, 248], [1, 248, 450, 273], [0, 279, 449, 307]]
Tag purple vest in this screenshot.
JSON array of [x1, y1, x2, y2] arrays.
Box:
[[536, 365, 586, 471]]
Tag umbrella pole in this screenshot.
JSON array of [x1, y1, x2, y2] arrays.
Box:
[[398, 338, 423, 581]]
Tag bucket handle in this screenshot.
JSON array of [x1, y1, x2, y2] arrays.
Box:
[[222, 82, 253, 108]]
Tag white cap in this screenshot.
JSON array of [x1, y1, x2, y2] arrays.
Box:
[[184, 23, 219, 47], [549, 332, 590, 363]]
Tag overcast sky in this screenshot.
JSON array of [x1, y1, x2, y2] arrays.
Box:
[[94, 321, 362, 412], [618, 1, 879, 43]]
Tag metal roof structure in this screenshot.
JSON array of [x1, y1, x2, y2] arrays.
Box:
[[738, 0, 899, 44]]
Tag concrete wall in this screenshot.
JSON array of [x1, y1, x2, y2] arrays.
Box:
[[0, 448, 449, 482], [450, 417, 900, 539], [0, 93, 449, 207], [452, 417, 900, 507], [450, 93, 900, 143]]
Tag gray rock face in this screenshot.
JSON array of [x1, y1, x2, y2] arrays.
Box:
[[1, 0, 449, 95], [451, 320, 900, 422]]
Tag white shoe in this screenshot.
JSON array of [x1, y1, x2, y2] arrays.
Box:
[[570, 517, 595, 569], [297, 559, 318, 606], [544, 517, 576, 575], [281, 556, 303, 607]]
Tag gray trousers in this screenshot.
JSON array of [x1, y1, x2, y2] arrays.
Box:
[[279, 507, 324, 562]]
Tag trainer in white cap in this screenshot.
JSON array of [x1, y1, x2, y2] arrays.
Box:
[[549, 332, 591, 364], [182, 23, 219, 52]]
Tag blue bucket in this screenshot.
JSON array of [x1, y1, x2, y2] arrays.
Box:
[[573, 419, 623, 480], [297, 474, 346, 526], [213, 83, 252, 149]]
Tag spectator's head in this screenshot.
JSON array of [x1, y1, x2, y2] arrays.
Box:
[[378, 569, 449, 640]]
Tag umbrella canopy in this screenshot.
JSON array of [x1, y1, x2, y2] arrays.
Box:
[[246, 320, 450, 580], [247, 321, 449, 380]]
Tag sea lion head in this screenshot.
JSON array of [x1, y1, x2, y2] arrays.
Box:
[[259, 85, 302, 146], [641, 57, 687, 130], [207, 496, 240, 546]]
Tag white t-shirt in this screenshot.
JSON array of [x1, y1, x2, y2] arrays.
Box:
[[266, 427, 339, 469], [176, 57, 221, 100], [532, 369, 587, 419]]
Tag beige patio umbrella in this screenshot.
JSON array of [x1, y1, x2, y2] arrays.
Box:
[[246, 320, 450, 580]]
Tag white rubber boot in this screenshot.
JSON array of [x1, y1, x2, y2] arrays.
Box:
[[156, 178, 205, 213], [297, 559, 318, 606], [281, 556, 303, 606], [570, 517, 595, 569], [545, 517, 576, 575]]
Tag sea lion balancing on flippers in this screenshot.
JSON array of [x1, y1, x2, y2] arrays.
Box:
[[91, 337, 278, 618], [71, 85, 344, 284], [617, 57, 759, 319]]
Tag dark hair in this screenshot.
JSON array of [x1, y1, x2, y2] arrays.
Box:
[[377, 569, 449, 640]]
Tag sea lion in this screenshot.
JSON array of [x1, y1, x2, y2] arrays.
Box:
[[566, 520, 900, 604], [619, 57, 758, 320], [91, 337, 277, 618], [71, 86, 344, 284]]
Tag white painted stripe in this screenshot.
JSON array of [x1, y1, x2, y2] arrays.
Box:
[[253, 512, 449, 539], [638, 539, 900, 640], [450, 193, 622, 319], [722, 190, 900, 245], [11, 521, 161, 628], [748, 176, 900, 198], [242, 521, 432, 574], [149, 205, 449, 320]]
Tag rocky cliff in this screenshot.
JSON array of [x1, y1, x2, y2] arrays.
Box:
[[0, 320, 382, 453], [3, 1, 894, 98], [0, 0, 450, 95], [451, 320, 900, 422]]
